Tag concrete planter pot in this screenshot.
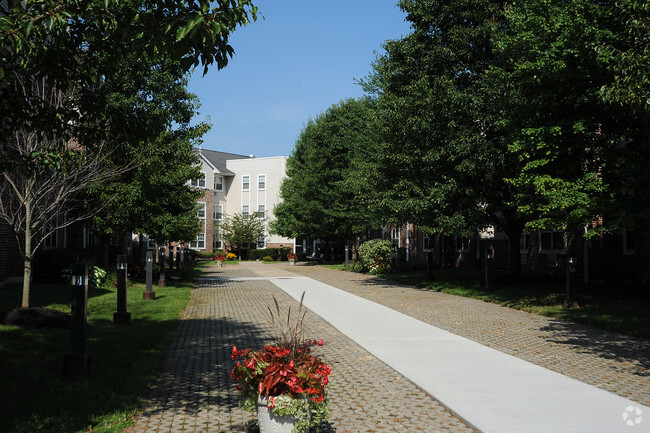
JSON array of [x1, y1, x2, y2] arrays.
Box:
[[256, 397, 307, 433]]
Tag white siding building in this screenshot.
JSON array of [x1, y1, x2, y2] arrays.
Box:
[[190, 148, 294, 252]]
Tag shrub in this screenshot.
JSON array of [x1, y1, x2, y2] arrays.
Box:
[[262, 256, 274, 262], [226, 252, 238, 261], [358, 239, 392, 274], [61, 265, 108, 289]]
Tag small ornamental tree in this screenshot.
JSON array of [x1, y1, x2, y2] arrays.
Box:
[[220, 213, 265, 257]]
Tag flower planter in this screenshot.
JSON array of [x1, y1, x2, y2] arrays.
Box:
[[257, 397, 307, 433], [289, 259, 295, 266], [216, 260, 223, 267]]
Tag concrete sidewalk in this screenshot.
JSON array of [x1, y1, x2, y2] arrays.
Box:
[[270, 273, 649, 433]]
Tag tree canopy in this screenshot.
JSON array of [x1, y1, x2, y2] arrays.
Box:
[[272, 98, 379, 244]]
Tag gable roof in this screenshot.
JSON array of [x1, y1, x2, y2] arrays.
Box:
[[194, 148, 249, 175]]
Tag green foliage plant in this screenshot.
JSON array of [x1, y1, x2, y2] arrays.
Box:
[[230, 294, 330, 432], [358, 239, 392, 274], [262, 256, 274, 263]]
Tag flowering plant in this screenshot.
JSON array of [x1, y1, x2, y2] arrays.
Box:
[[226, 252, 238, 261], [287, 253, 297, 260], [230, 293, 330, 432], [214, 254, 226, 262]]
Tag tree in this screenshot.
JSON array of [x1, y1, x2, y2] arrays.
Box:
[[90, 55, 206, 253], [0, 0, 258, 171], [220, 213, 265, 257], [486, 0, 650, 292], [272, 98, 379, 247], [0, 79, 124, 307], [359, 0, 528, 275]]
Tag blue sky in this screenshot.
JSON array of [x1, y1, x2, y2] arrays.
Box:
[[188, 1, 411, 158]]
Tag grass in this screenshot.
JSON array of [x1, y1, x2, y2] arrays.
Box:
[[382, 268, 650, 339], [316, 262, 650, 340], [0, 276, 194, 433]]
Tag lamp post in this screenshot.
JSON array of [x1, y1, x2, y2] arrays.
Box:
[[158, 246, 167, 287], [143, 251, 155, 300], [113, 254, 131, 325], [484, 246, 495, 291], [564, 256, 578, 307], [63, 264, 90, 381]]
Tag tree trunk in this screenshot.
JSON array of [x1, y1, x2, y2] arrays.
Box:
[[21, 204, 32, 308], [505, 225, 524, 279]]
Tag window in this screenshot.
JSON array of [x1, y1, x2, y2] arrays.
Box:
[[147, 239, 156, 250], [423, 233, 431, 252], [242, 205, 250, 218], [190, 233, 205, 249], [214, 204, 223, 221], [257, 204, 266, 220], [391, 227, 400, 244], [213, 232, 222, 250], [540, 230, 565, 252], [455, 236, 470, 252], [258, 174, 266, 190], [257, 235, 265, 249], [242, 175, 250, 191], [520, 231, 529, 253], [43, 214, 59, 250], [191, 172, 206, 188], [214, 175, 223, 192], [197, 202, 206, 219]]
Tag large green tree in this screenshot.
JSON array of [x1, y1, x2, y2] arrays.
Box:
[[360, 0, 528, 274], [0, 0, 258, 171], [272, 98, 379, 247], [486, 0, 650, 289], [90, 54, 206, 254]]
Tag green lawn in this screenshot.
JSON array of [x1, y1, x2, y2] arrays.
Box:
[[322, 264, 650, 339], [0, 277, 193, 433]]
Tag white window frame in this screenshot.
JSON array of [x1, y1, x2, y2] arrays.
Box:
[[258, 174, 266, 190], [213, 232, 222, 250], [257, 204, 266, 220], [147, 239, 156, 250], [214, 204, 223, 221], [391, 227, 400, 245], [422, 233, 430, 252], [214, 175, 223, 192], [539, 230, 566, 253], [190, 233, 205, 250], [455, 236, 471, 253], [242, 205, 250, 218], [242, 175, 250, 191], [197, 202, 206, 219], [43, 214, 59, 250], [191, 172, 206, 189]]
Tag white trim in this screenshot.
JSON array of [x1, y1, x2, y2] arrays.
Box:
[[197, 202, 206, 219], [257, 174, 266, 190], [539, 230, 565, 253], [214, 175, 224, 192], [242, 175, 250, 191]]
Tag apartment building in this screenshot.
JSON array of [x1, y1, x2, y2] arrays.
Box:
[[190, 148, 294, 253]]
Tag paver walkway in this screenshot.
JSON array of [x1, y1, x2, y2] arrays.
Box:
[[129, 264, 473, 433], [129, 261, 650, 433]]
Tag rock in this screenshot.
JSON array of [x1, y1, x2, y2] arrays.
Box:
[[4, 307, 71, 329]]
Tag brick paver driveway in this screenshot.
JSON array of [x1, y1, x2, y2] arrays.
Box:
[[128, 264, 473, 433]]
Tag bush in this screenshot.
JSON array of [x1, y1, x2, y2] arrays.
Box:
[[262, 256, 274, 263], [249, 247, 292, 261], [358, 239, 392, 274], [61, 265, 107, 289]]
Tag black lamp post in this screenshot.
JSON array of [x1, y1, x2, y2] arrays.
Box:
[[158, 246, 167, 287], [143, 251, 155, 300], [114, 254, 131, 325], [63, 264, 91, 381]]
